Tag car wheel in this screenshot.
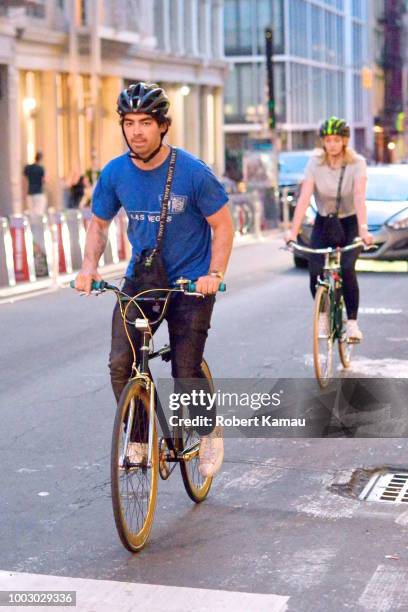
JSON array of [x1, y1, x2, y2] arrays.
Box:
[[294, 255, 308, 269]]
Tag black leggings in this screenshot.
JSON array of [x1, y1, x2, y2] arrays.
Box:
[[308, 214, 361, 320]]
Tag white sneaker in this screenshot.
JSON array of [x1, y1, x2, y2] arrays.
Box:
[[318, 313, 330, 337], [127, 442, 148, 465], [199, 426, 224, 478], [347, 319, 363, 343]]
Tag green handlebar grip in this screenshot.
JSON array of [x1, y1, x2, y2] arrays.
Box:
[[187, 281, 226, 293], [69, 280, 107, 290]]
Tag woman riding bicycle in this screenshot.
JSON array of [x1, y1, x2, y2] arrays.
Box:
[[287, 116, 373, 342]]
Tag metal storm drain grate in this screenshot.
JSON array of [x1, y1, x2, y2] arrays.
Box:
[[359, 471, 408, 503]]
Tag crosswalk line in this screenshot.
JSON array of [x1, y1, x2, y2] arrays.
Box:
[[0, 571, 289, 612], [358, 564, 408, 611]]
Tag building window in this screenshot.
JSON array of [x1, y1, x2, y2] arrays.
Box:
[[289, 63, 310, 124], [352, 0, 362, 19], [311, 5, 324, 62], [353, 73, 363, 122], [311, 68, 325, 123], [154, 0, 166, 50], [255, 0, 284, 54], [289, 0, 308, 58], [225, 61, 285, 124], [352, 23, 363, 67], [225, 0, 252, 55], [324, 10, 337, 64]]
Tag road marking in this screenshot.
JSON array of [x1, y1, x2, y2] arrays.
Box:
[[356, 260, 408, 273], [347, 357, 408, 377], [358, 564, 408, 611], [278, 547, 336, 590], [296, 489, 359, 520], [0, 571, 289, 612], [303, 354, 408, 377], [359, 307, 403, 315], [395, 509, 408, 526]]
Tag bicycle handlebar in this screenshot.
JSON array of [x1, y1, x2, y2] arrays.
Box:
[[287, 239, 364, 255], [70, 279, 226, 294]]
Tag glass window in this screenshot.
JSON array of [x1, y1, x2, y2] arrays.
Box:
[[224, 0, 252, 55], [353, 73, 363, 121], [290, 63, 310, 124], [366, 172, 408, 201], [224, 0, 238, 54], [336, 15, 344, 65], [224, 65, 239, 121], [311, 6, 324, 62], [324, 10, 336, 64], [289, 0, 308, 58], [352, 0, 362, 18], [311, 68, 325, 122], [256, 0, 284, 54], [153, 0, 165, 49], [352, 23, 363, 67]]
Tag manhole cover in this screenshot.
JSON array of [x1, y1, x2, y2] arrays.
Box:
[[360, 471, 408, 503]]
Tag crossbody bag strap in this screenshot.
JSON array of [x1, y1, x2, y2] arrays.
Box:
[[335, 164, 346, 216], [155, 147, 177, 249]]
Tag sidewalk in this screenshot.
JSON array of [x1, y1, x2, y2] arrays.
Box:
[[0, 230, 284, 304]]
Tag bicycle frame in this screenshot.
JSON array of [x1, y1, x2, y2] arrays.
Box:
[[316, 251, 344, 341]]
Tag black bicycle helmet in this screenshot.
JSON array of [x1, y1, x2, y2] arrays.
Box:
[[117, 82, 170, 118], [319, 116, 350, 138]]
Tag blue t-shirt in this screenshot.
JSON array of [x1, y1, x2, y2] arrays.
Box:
[[92, 148, 228, 284]]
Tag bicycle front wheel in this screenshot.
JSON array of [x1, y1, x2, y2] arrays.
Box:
[[338, 295, 353, 368], [178, 359, 213, 503], [111, 380, 158, 552], [313, 285, 334, 388]]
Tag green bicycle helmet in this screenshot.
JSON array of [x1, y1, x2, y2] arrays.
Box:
[[319, 116, 350, 138], [117, 82, 170, 118]]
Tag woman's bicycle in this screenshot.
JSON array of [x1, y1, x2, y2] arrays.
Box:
[[71, 277, 225, 552], [288, 240, 363, 388]]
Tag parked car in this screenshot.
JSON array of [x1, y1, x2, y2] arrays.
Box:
[[278, 150, 313, 221], [294, 165, 408, 267]]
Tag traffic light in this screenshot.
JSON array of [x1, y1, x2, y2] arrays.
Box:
[[361, 66, 373, 89], [396, 112, 405, 133]]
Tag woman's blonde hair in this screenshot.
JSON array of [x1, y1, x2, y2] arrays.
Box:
[[316, 139, 359, 165]]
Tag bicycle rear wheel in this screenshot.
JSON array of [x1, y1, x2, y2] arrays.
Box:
[[178, 359, 213, 503], [313, 285, 334, 388], [338, 294, 353, 368], [111, 380, 158, 552]]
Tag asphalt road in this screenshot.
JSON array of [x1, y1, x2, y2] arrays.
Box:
[[1, 234, 408, 611]]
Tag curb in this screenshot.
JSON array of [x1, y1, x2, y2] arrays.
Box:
[[0, 231, 285, 304]]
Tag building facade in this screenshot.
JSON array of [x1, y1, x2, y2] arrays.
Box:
[[0, 0, 226, 216], [370, 0, 408, 162], [224, 0, 373, 176]]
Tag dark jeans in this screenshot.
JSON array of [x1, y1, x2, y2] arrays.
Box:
[[109, 278, 216, 435], [308, 213, 361, 320]]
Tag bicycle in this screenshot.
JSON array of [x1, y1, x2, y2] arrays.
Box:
[[71, 276, 225, 552], [287, 240, 363, 389]]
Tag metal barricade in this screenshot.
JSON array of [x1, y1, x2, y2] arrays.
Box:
[[65, 209, 87, 271], [0, 217, 16, 287], [27, 214, 53, 278], [9, 215, 36, 283], [48, 212, 73, 274]]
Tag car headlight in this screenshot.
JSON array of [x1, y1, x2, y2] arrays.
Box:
[[386, 207, 408, 230]]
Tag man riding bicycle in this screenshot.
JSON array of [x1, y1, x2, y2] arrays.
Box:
[[74, 82, 234, 478], [287, 117, 373, 342]]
